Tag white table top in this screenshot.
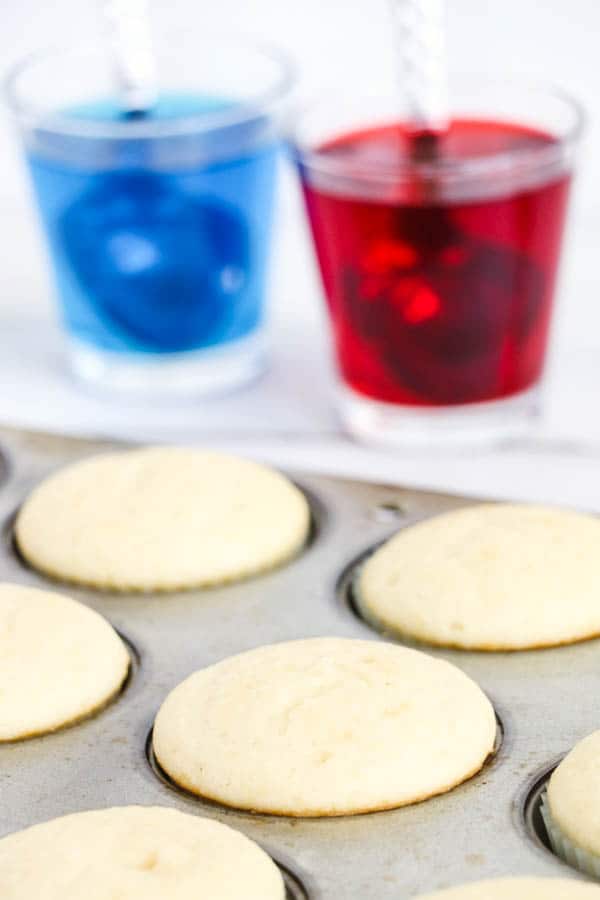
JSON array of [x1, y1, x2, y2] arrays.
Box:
[[1, 0, 600, 509]]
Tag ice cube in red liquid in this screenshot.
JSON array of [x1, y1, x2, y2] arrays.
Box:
[[301, 119, 571, 406]]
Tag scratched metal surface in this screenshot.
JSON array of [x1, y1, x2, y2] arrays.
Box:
[[0, 425, 593, 897]]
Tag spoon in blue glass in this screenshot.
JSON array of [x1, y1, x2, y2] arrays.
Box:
[[101, 0, 157, 117]]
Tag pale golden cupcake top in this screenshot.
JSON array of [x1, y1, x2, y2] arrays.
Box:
[[153, 637, 496, 816], [417, 878, 600, 899], [0, 582, 128, 741], [0, 806, 285, 898], [16, 447, 310, 591], [548, 729, 600, 858], [360, 503, 600, 650]]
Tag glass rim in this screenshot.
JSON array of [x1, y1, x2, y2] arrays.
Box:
[[3, 33, 296, 140], [292, 76, 586, 184]]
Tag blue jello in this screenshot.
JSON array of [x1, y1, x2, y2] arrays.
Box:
[[27, 95, 279, 354]]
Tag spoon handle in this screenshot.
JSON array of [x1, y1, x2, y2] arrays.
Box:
[[389, 0, 449, 133], [101, 0, 157, 114]]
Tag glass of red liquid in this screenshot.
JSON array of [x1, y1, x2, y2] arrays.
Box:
[[294, 80, 584, 446]]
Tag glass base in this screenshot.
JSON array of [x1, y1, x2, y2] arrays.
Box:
[[337, 383, 542, 450], [68, 331, 267, 397]]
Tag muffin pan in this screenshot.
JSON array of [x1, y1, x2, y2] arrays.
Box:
[[0, 424, 596, 897]]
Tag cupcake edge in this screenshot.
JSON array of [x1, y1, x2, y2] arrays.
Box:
[[541, 789, 600, 878]]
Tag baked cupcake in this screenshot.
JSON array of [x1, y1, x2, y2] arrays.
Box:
[[0, 582, 129, 740], [417, 878, 600, 899], [543, 730, 600, 877], [153, 637, 497, 816], [0, 806, 285, 899], [358, 503, 600, 650], [15, 447, 310, 591]]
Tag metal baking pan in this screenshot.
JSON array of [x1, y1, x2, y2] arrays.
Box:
[[0, 425, 592, 897]]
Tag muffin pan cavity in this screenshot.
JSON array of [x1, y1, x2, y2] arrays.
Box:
[[0, 446, 9, 493], [281, 864, 310, 899], [145, 726, 204, 806], [523, 767, 556, 856], [0, 425, 598, 899], [337, 544, 382, 634]]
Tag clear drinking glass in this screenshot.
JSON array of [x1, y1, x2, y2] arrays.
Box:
[[294, 79, 584, 447], [5, 34, 294, 394]]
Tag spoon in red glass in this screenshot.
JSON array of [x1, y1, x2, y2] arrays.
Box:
[[389, 0, 449, 170]]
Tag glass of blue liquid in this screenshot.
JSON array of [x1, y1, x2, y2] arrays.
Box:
[[5, 36, 294, 393]]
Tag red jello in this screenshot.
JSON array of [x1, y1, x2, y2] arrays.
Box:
[[301, 119, 571, 406]]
